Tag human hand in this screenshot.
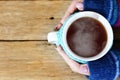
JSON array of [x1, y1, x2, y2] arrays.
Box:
[[55, 0, 90, 76], [56, 46, 90, 75], [55, 0, 84, 30]]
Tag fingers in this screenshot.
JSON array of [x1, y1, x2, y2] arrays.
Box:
[[60, 0, 78, 24], [55, 46, 69, 59], [55, 22, 63, 31], [55, 0, 89, 76], [55, 46, 76, 65], [76, 2, 84, 10], [79, 64, 90, 75], [55, 46, 90, 76], [55, 46, 63, 53], [61, 1, 84, 24], [56, 1, 84, 30]]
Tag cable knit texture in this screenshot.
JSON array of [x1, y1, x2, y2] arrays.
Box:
[[115, 0, 120, 27], [83, 0, 120, 79], [87, 50, 120, 80], [84, 0, 120, 27]]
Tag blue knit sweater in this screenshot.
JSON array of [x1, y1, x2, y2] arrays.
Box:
[[84, 0, 119, 26], [87, 49, 120, 80], [83, 0, 120, 80]]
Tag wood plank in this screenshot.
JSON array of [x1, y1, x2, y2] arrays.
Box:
[[1, 1, 119, 41], [0, 41, 86, 80], [0, 1, 71, 40], [0, 18, 60, 40]]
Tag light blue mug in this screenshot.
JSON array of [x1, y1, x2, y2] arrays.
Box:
[[47, 11, 113, 63]]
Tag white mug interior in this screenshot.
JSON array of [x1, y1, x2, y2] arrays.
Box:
[[62, 11, 113, 62]]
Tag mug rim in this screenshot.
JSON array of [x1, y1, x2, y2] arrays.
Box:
[[62, 11, 113, 61]]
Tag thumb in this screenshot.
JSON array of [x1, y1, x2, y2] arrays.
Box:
[[76, 3, 84, 11]]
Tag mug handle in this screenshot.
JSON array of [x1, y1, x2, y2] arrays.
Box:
[[47, 32, 59, 45]]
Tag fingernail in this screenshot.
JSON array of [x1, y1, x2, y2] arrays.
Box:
[[54, 24, 60, 31], [54, 25, 59, 31], [83, 66, 88, 73], [76, 3, 83, 10], [54, 27, 59, 31]]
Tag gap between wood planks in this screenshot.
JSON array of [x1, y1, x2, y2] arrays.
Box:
[[0, 40, 119, 49], [0, 40, 47, 42]]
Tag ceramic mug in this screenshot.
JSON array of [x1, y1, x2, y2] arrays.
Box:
[[47, 11, 113, 63]]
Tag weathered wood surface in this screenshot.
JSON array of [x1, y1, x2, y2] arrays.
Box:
[[0, 1, 70, 40], [0, 1, 119, 41], [0, 0, 87, 80], [0, 0, 119, 80], [0, 41, 86, 80]]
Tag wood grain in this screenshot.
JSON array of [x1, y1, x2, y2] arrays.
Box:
[[0, 0, 119, 80], [0, 1, 70, 40], [0, 1, 87, 80], [0, 41, 86, 80], [0, 1, 119, 41]]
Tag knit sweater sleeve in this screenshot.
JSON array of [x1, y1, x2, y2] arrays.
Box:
[[83, 0, 119, 27], [87, 49, 120, 80]]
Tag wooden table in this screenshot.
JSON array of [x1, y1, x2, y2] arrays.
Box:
[[0, 1, 119, 80], [0, 1, 86, 80]]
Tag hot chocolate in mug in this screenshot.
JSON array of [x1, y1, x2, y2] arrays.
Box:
[[47, 11, 113, 63]]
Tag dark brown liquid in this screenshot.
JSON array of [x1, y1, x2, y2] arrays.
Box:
[[67, 17, 107, 57]]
